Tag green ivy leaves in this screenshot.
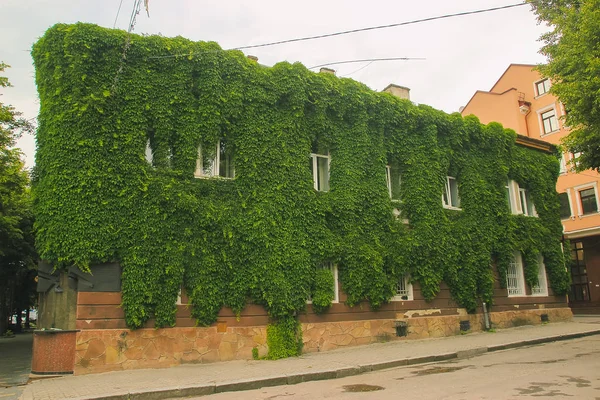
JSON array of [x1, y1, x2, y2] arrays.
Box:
[[32, 23, 570, 359]]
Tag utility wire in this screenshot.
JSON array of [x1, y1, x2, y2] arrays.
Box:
[[233, 2, 528, 51], [309, 57, 424, 70], [111, 0, 144, 91], [340, 61, 375, 78], [113, 0, 125, 29], [147, 2, 528, 60]]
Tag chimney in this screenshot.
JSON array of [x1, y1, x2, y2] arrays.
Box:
[[382, 84, 410, 100], [319, 67, 336, 75], [247, 55, 258, 62]]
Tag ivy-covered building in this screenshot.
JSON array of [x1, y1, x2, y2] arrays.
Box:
[[32, 24, 572, 375]]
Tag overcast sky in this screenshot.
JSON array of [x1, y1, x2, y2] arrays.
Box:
[[1, 0, 550, 168]]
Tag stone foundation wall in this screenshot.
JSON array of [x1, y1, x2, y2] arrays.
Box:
[[75, 326, 268, 375], [74, 307, 573, 375]]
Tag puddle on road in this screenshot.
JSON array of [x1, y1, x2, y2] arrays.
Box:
[[342, 384, 385, 392], [410, 366, 469, 376], [515, 385, 573, 397], [483, 359, 567, 368], [561, 376, 591, 388]]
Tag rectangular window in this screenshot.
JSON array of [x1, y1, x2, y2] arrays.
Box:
[[386, 165, 401, 201], [579, 188, 598, 215], [559, 154, 567, 174], [145, 139, 154, 165], [559, 193, 571, 219], [310, 153, 330, 192], [506, 180, 515, 213], [392, 274, 413, 301], [535, 79, 550, 96], [531, 255, 548, 296], [507, 252, 525, 296], [195, 140, 234, 178], [519, 188, 536, 217], [218, 141, 235, 178], [541, 109, 559, 134], [442, 176, 460, 209]]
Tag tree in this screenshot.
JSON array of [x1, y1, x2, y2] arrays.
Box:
[[0, 62, 36, 335], [529, 0, 600, 171]]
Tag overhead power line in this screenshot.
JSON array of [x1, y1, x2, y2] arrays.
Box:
[[113, 0, 125, 29], [309, 57, 425, 70], [111, 0, 144, 91], [232, 2, 528, 51], [147, 2, 529, 60]]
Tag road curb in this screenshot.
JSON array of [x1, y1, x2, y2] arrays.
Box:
[[70, 328, 600, 400]]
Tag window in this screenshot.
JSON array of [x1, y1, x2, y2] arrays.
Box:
[[559, 192, 571, 219], [507, 252, 525, 296], [519, 188, 537, 217], [442, 176, 460, 209], [392, 274, 413, 301], [195, 139, 234, 178], [145, 139, 153, 165], [307, 262, 339, 304], [541, 108, 559, 134], [535, 78, 550, 96], [559, 154, 567, 175], [506, 180, 536, 216], [386, 165, 401, 201], [531, 255, 548, 296], [579, 188, 598, 215], [310, 153, 330, 192]]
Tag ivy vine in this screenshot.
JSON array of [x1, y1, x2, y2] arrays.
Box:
[[32, 23, 571, 358]]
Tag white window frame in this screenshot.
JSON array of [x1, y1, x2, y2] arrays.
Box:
[[574, 182, 600, 217], [307, 262, 339, 304], [507, 251, 526, 297], [311, 153, 330, 192], [538, 105, 560, 136], [386, 165, 401, 202], [534, 78, 551, 97], [392, 274, 413, 301], [145, 139, 154, 165], [506, 180, 537, 217], [559, 153, 567, 175], [531, 255, 548, 296], [194, 140, 235, 179], [442, 176, 461, 210]]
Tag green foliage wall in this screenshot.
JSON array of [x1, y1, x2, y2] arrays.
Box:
[[32, 24, 570, 355]]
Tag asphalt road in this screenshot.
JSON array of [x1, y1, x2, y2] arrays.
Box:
[[197, 335, 600, 400]]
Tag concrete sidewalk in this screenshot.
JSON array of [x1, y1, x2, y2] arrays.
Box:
[[21, 316, 600, 400]]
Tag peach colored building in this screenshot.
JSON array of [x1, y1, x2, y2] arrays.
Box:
[[462, 64, 600, 313]]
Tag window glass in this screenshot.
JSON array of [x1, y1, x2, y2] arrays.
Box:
[[443, 176, 460, 208], [386, 165, 402, 201], [218, 140, 234, 178], [536, 79, 550, 96], [311, 153, 330, 192], [507, 252, 525, 296], [541, 109, 559, 134], [393, 274, 413, 300], [580, 188, 598, 215], [531, 256, 548, 296], [559, 193, 571, 219], [145, 139, 153, 165]]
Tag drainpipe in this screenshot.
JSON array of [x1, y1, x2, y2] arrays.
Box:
[[482, 302, 491, 330]]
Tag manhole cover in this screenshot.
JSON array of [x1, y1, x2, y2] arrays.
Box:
[[342, 384, 385, 392]]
